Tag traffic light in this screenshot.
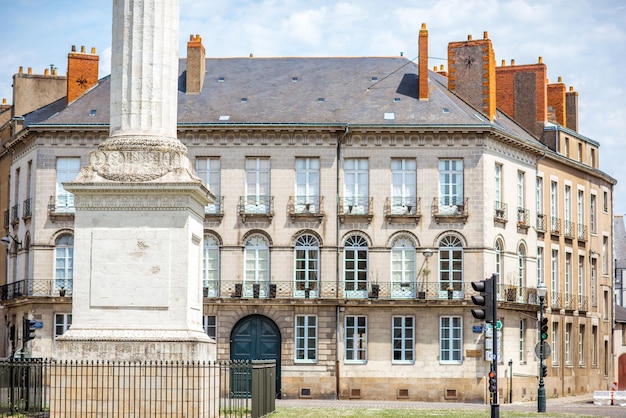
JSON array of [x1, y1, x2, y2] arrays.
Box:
[[540, 317, 549, 341], [471, 276, 494, 323], [540, 364, 548, 378], [23, 317, 36, 343], [488, 370, 497, 393]]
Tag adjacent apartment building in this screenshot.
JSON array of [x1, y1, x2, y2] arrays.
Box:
[[0, 26, 616, 402]]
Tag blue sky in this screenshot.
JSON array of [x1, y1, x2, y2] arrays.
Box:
[[1, 0, 625, 212]]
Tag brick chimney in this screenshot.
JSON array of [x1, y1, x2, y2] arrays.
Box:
[[418, 23, 429, 101], [495, 57, 547, 138], [547, 76, 566, 126], [186, 34, 206, 94], [565, 86, 578, 132], [448, 31, 496, 121], [67, 45, 99, 104]]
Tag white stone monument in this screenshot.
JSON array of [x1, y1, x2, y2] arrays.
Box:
[[56, 0, 215, 362]]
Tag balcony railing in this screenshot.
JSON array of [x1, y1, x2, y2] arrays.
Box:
[[536, 213, 546, 232], [48, 196, 75, 222], [516, 207, 530, 229], [493, 201, 508, 223], [3, 209, 8, 229], [577, 223, 588, 241], [338, 197, 373, 223], [204, 195, 224, 221], [10, 204, 19, 225], [203, 280, 541, 304], [288, 196, 324, 221], [22, 197, 32, 220], [432, 197, 468, 223], [550, 216, 561, 235], [238, 195, 274, 223], [384, 197, 421, 224], [0, 279, 73, 301], [563, 220, 575, 239]]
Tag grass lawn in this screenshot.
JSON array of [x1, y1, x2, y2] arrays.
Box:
[[269, 408, 596, 417]]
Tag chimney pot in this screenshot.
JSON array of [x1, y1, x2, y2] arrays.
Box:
[[558, 76, 563, 83], [468, 34, 473, 41], [91, 47, 96, 54], [433, 65, 437, 71], [44, 69, 49, 75], [81, 45, 86, 53], [501, 59, 505, 66], [27, 67, 32, 75], [53, 69, 58, 75], [538, 56, 543, 63], [71, 45, 76, 52], [18, 66, 23, 74], [511, 59, 515, 66], [2, 98, 6, 105], [250, 53, 254, 58], [483, 31, 488, 39], [569, 86, 574, 91], [440, 65, 444, 71]]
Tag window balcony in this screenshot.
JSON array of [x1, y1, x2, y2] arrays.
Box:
[[204, 196, 224, 222], [563, 220, 575, 239], [238, 195, 274, 223], [48, 196, 75, 222], [288, 196, 324, 222], [577, 294, 588, 312], [22, 197, 32, 220], [550, 216, 562, 235], [536, 213, 546, 232], [432, 197, 468, 224], [10, 204, 19, 226], [3, 209, 9, 230], [577, 223, 588, 242], [338, 197, 373, 223], [493, 201, 508, 224], [0, 279, 73, 302], [384, 197, 421, 224], [516, 207, 530, 230]]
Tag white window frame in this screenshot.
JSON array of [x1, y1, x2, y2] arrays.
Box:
[[344, 159, 368, 214], [243, 234, 270, 298], [440, 316, 462, 364], [245, 158, 270, 213], [295, 158, 320, 212], [438, 235, 463, 298], [590, 193, 597, 234], [551, 322, 559, 366], [565, 323, 572, 366], [550, 181, 558, 231], [294, 234, 320, 298], [495, 164, 502, 204], [578, 324, 585, 367], [550, 249, 559, 305], [537, 246, 544, 283], [196, 157, 220, 213], [564, 185, 571, 223], [55, 235, 74, 293], [517, 171, 525, 210], [390, 236, 416, 298], [438, 159, 463, 211], [345, 315, 367, 364], [536, 177, 544, 216], [344, 235, 368, 298], [295, 315, 318, 363], [392, 316, 415, 364], [495, 239, 503, 279], [519, 319, 526, 363], [54, 313, 72, 339], [391, 159, 416, 214], [577, 190, 584, 238], [203, 234, 220, 297], [56, 157, 81, 212], [203, 315, 216, 339]]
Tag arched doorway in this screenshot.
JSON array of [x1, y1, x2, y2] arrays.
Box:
[[619, 353, 626, 390], [230, 315, 281, 397]]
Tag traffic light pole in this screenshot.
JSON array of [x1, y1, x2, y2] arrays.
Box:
[[538, 292, 546, 413], [490, 273, 499, 418]]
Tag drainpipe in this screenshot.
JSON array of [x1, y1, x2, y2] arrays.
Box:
[[335, 125, 349, 400]]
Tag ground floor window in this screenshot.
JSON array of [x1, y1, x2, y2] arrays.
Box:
[[54, 314, 72, 339], [345, 316, 367, 363], [440, 316, 462, 364], [203, 315, 216, 339], [392, 316, 414, 363], [295, 315, 317, 363]]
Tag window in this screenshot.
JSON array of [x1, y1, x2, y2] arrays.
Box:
[[537, 247, 544, 283], [345, 316, 367, 363], [439, 235, 463, 296], [517, 244, 526, 291], [243, 234, 270, 298], [203, 234, 220, 297], [495, 239, 503, 279], [536, 177, 544, 216], [591, 148, 596, 168], [579, 324, 585, 366], [591, 326, 598, 366], [245, 158, 270, 213], [440, 316, 462, 364], [578, 255, 585, 306], [391, 159, 416, 213], [519, 319, 526, 363], [56, 158, 80, 212], [392, 316, 415, 363], [294, 234, 320, 297], [550, 181, 558, 231], [344, 235, 368, 298], [55, 235, 74, 293], [565, 323, 572, 366], [578, 143, 583, 162], [565, 252, 572, 299], [391, 236, 416, 298], [550, 250, 559, 305], [590, 194, 597, 234], [344, 159, 368, 214], [196, 157, 220, 214], [577, 190, 584, 237], [54, 314, 72, 339], [591, 258, 598, 307], [438, 159, 463, 210], [203, 315, 216, 339], [295, 158, 320, 212], [494, 164, 502, 204], [517, 171, 525, 211], [295, 315, 317, 363], [551, 322, 559, 366], [602, 236, 609, 275], [603, 290, 609, 321], [564, 185, 571, 223], [603, 190, 608, 213]]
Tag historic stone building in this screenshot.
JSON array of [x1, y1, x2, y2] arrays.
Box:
[[0, 25, 616, 402]]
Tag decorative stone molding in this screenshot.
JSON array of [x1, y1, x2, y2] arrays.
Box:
[[59, 328, 211, 342]]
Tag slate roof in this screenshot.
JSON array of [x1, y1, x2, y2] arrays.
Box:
[[27, 56, 538, 144]]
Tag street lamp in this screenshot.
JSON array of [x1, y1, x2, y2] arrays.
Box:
[[536, 282, 547, 413]]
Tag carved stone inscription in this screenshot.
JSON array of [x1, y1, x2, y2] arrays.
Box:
[[90, 149, 185, 182]]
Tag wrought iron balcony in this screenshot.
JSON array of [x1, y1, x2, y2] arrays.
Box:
[[204, 196, 224, 221], [10, 204, 19, 226], [432, 197, 468, 223], [493, 201, 507, 223], [0, 279, 73, 302], [577, 223, 588, 242], [22, 198, 32, 220], [563, 220, 575, 239], [536, 213, 546, 232], [288, 196, 324, 221], [516, 207, 530, 229], [384, 197, 421, 224], [338, 197, 373, 223], [238, 195, 274, 223], [550, 216, 562, 235], [3, 209, 8, 229]]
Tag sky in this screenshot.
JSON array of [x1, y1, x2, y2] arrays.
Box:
[[1, 0, 625, 212]]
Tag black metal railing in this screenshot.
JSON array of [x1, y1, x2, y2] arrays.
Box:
[[577, 223, 588, 241], [494, 201, 508, 222], [22, 198, 32, 219], [0, 358, 275, 417], [3, 209, 8, 229], [563, 220, 575, 239], [536, 213, 546, 232], [550, 216, 561, 235], [10, 204, 19, 225], [0, 279, 73, 301]]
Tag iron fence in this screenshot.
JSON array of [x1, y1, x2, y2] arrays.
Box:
[[0, 358, 274, 417]]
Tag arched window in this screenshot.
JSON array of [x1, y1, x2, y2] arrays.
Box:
[[55, 234, 74, 293], [495, 238, 504, 278], [344, 235, 368, 298], [294, 234, 320, 297], [518, 244, 526, 289], [438, 235, 463, 296], [391, 236, 416, 298], [244, 234, 270, 298], [203, 234, 220, 297]]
